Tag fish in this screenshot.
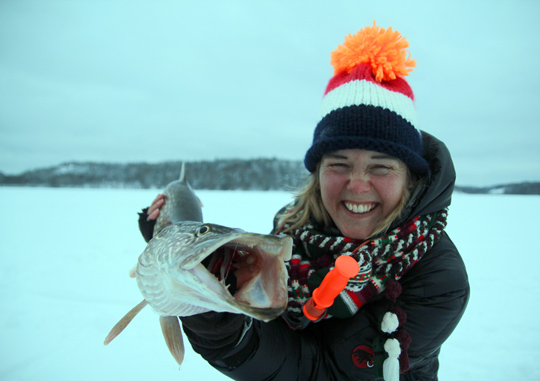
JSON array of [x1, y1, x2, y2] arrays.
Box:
[[104, 163, 293, 366]]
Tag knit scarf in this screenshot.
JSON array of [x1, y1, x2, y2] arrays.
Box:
[[283, 208, 449, 320]]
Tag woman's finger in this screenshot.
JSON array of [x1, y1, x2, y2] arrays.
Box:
[[147, 194, 166, 220]]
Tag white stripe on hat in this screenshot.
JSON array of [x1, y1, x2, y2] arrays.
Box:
[[319, 79, 417, 127]]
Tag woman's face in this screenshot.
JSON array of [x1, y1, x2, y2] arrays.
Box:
[[319, 149, 408, 240]]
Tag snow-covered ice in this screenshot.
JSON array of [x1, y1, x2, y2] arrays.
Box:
[[0, 187, 538, 380]]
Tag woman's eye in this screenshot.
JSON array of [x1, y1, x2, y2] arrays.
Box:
[[329, 163, 349, 170], [370, 165, 392, 175]]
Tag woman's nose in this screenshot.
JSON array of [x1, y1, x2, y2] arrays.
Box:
[[347, 172, 371, 193]]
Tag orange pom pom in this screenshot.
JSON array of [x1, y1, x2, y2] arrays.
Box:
[[330, 22, 416, 82]]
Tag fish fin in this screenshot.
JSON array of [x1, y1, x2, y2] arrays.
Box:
[[197, 196, 204, 208], [179, 162, 186, 183], [103, 300, 148, 345], [128, 264, 137, 278], [160, 316, 185, 366]]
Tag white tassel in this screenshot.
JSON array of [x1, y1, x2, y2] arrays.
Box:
[[383, 338, 401, 381], [381, 312, 399, 333]]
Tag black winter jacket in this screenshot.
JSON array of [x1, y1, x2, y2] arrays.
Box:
[[140, 133, 469, 380]]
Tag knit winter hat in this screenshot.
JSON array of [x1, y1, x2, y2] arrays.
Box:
[[304, 22, 429, 175]]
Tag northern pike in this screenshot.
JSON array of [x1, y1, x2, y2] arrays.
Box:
[[104, 163, 293, 365]]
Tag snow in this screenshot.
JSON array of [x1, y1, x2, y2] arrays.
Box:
[[0, 187, 538, 380]]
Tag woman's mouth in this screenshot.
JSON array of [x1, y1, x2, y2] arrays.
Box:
[[344, 202, 377, 214]]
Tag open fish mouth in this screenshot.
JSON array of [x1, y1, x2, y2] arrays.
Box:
[[201, 237, 290, 308], [193, 234, 292, 313]]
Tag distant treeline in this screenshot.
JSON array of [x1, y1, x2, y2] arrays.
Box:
[[0, 159, 539, 195], [454, 182, 540, 195], [0, 159, 308, 190]]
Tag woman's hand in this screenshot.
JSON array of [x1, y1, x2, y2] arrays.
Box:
[[138, 194, 166, 243], [147, 193, 166, 221]]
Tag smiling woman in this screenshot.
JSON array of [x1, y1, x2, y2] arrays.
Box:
[[139, 22, 469, 381]]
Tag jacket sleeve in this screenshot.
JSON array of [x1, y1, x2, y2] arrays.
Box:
[[396, 233, 469, 374], [200, 299, 391, 380], [180, 312, 249, 364], [190, 314, 332, 380]]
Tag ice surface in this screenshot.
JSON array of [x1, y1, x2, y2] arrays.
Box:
[[0, 187, 538, 380]]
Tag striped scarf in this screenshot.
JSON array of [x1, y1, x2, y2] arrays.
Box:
[[283, 208, 449, 320]]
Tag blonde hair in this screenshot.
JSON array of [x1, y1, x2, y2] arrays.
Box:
[[278, 163, 420, 239]]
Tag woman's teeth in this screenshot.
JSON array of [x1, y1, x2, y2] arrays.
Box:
[[345, 202, 376, 214]]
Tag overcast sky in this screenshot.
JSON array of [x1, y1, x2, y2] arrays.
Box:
[[1, 0, 539, 186]]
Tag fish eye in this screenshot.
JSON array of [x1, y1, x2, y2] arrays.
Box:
[[197, 225, 211, 236]]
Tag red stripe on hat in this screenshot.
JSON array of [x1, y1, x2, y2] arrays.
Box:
[[324, 63, 414, 100]]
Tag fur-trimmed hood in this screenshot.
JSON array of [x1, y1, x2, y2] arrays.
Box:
[[392, 131, 456, 230]]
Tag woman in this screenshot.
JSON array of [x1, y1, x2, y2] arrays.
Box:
[[140, 23, 469, 380]]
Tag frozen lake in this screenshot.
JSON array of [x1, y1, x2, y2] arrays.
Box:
[[0, 187, 538, 380]]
